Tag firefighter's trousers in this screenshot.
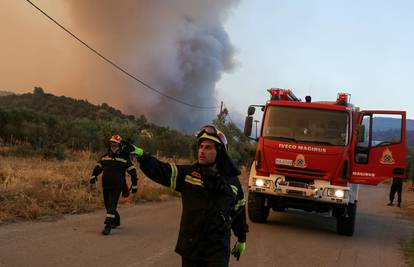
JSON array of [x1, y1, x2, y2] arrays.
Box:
[[389, 183, 402, 204], [181, 257, 229, 267], [103, 189, 121, 226]]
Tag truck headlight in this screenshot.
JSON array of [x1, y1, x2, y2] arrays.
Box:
[[256, 179, 264, 187], [334, 190, 345, 198], [327, 188, 347, 198], [254, 178, 271, 188]]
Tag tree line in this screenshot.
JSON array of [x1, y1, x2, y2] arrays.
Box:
[[0, 87, 255, 166]]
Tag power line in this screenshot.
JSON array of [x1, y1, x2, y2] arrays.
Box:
[[24, 0, 218, 110]]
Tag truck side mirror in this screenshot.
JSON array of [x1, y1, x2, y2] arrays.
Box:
[[244, 116, 253, 137], [357, 125, 365, 143], [248, 106, 256, 116]]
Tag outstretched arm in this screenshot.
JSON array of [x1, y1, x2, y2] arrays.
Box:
[[130, 144, 185, 192]]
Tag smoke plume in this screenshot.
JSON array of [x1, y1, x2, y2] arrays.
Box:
[[1, 0, 239, 131], [66, 0, 239, 131]]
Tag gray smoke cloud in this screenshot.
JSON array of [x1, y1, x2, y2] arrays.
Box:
[[66, 0, 239, 131]]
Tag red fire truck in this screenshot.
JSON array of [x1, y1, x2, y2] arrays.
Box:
[[244, 88, 406, 236]]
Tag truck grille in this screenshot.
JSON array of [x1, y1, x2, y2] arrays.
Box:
[[286, 189, 305, 196], [275, 165, 326, 178], [288, 181, 307, 188]]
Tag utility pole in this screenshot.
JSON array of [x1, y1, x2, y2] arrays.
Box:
[[254, 120, 259, 139]]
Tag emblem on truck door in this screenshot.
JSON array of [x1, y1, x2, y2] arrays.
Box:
[[294, 154, 307, 168], [380, 148, 395, 165]]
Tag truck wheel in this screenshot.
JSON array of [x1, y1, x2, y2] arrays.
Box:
[[336, 203, 357, 236], [248, 192, 270, 223], [273, 206, 286, 212]]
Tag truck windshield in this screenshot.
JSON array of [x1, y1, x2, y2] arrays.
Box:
[[262, 106, 349, 146]]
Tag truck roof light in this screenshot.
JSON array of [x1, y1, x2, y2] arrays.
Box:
[[337, 93, 350, 105], [268, 88, 300, 101]]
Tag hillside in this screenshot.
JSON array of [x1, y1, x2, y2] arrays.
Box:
[[374, 117, 414, 131], [0, 87, 136, 122], [0, 90, 15, 97], [0, 87, 193, 158], [0, 87, 254, 165]]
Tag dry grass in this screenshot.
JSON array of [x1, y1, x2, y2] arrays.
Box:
[[0, 150, 186, 224], [395, 182, 414, 266], [239, 166, 249, 190], [402, 238, 414, 267], [0, 146, 249, 224]]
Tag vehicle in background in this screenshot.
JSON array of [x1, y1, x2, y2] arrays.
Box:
[[244, 88, 406, 236]]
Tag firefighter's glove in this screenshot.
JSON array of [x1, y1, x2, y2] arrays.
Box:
[[131, 184, 138, 194], [231, 241, 246, 261], [89, 176, 97, 184], [201, 168, 225, 192], [122, 191, 130, 198], [120, 182, 130, 198], [130, 144, 144, 157]]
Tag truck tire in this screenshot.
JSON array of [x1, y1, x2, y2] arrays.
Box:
[[273, 206, 286, 212], [248, 192, 270, 223], [336, 203, 357, 236]]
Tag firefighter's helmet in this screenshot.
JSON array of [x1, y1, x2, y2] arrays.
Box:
[[109, 134, 122, 144], [197, 125, 240, 176], [196, 125, 228, 151]]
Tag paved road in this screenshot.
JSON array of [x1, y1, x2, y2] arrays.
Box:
[[1, 185, 413, 267]]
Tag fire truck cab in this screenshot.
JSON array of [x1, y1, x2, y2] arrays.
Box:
[[244, 88, 406, 236]]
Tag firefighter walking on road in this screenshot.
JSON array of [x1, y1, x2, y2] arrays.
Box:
[[125, 125, 248, 267], [387, 177, 403, 208], [90, 134, 138, 235]]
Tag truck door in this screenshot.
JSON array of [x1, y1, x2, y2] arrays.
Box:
[[351, 111, 406, 185]]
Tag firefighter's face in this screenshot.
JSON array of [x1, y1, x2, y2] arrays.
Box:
[[109, 142, 120, 153], [198, 140, 217, 166]]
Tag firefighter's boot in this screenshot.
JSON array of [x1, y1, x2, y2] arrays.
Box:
[[102, 224, 112, 235], [113, 212, 120, 229]]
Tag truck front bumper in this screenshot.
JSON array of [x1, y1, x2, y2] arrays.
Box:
[[249, 175, 351, 205]]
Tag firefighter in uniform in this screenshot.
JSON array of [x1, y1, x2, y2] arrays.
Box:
[[387, 177, 403, 207], [90, 134, 138, 235], [126, 125, 248, 267]]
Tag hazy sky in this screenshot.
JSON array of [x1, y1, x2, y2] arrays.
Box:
[[1, 0, 413, 130], [218, 0, 414, 123]]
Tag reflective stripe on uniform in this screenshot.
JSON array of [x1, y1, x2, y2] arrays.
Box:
[[230, 185, 238, 196], [127, 165, 136, 171], [234, 198, 246, 210], [169, 163, 178, 190], [106, 213, 116, 218], [96, 163, 102, 168], [101, 157, 127, 163], [131, 185, 138, 189], [115, 158, 127, 163], [185, 175, 204, 187]]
